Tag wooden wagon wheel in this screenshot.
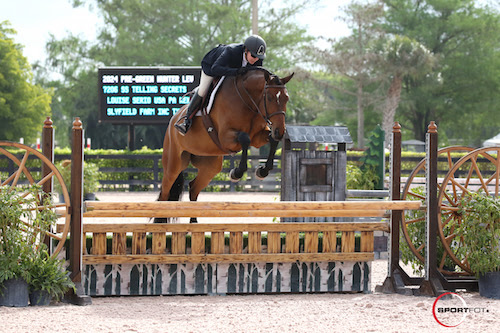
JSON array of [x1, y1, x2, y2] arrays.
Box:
[[0, 142, 71, 255], [437, 146, 500, 274], [400, 146, 474, 272]]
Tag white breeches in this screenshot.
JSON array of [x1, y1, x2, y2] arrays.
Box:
[[198, 71, 213, 97]]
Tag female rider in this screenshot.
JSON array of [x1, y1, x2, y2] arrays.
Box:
[[175, 35, 266, 135]]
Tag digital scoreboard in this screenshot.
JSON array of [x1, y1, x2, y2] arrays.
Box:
[[98, 67, 201, 125]]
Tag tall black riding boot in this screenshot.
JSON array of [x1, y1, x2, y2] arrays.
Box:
[[175, 92, 203, 135]]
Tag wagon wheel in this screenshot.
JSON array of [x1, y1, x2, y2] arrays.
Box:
[[437, 146, 500, 274], [400, 146, 474, 273], [0, 142, 70, 255]]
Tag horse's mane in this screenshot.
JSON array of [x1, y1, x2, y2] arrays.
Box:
[[245, 67, 282, 85]]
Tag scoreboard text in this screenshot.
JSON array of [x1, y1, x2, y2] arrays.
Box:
[[98, 67, 201, 124]]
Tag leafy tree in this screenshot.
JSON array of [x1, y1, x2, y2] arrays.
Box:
[[383, 0, 500, 144], [310, 1, 386, 148], [374, 35, 435, 146], [43, 0, 314, 148], [0, 22, 53, 143]]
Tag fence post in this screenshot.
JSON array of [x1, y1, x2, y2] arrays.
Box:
[[67, 117, 91, 305], [41, 117, 54, 194], [377, 122, 417, 295], [41, 117, 54, 251], [389, 122, 402, 273], [418, 121, 446, 296]]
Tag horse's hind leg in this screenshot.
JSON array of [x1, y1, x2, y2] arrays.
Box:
[[188, 155, 224, 223], [154, 149, 190, 223]]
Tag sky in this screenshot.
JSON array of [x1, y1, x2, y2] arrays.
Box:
[[1, 0, 351, 65]]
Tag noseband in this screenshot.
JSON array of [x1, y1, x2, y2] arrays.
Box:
[[234, 74, 287, 126]]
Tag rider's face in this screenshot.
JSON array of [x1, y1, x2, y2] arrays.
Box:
[[246, 51, 259, 65]]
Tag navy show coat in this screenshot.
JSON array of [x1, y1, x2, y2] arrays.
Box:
[[201, 43, 263, 77]]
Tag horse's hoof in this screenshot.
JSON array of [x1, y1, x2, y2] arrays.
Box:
[[229, 168, 241, 182], [255, 166, 269, 180], [153, 217, 169, 223], [190, 218, 198, 223]]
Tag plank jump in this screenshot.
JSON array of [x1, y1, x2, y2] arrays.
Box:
[[83, 200, 421, 218]]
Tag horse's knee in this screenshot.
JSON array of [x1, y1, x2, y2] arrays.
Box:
[[237, 132, 251, 148]]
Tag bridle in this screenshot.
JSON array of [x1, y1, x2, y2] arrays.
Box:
[[234, 73, 287, 126]]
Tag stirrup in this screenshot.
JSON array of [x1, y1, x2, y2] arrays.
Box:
[[175, 119, 190, 135]]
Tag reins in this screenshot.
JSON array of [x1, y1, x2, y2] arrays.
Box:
[[234, 71, 286, 125]]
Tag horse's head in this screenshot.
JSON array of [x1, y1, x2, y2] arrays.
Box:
[[262, 71, 294, 141]]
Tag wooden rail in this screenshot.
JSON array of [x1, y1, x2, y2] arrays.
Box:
[[83, 200, 421, 218], [56, 222, 391, 265]]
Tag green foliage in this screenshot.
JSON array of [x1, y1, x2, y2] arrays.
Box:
[[26, 249, 75, 300], [400, 186, 457, 274], [0, 185, 56, 285], [360, 125, 385, 189], [455, 192, 500, 276], [0, 184, 73, 300], [383, 0, 500, 143], [54, 160, 100, 195], [0, 22, 53, 143], [346, 164, 379, 190]]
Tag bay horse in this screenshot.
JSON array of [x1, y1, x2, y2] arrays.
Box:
[[155, 68, 294, 223]]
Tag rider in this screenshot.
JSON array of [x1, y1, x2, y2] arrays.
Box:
[[175, 35, 267, 135]]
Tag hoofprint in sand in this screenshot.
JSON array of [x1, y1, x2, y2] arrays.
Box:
[[1, 193, 498, 332]]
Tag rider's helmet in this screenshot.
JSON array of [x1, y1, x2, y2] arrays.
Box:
[[244, 35, 266, 60]]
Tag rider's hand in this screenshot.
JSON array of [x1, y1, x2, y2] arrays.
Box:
[[237, 67, 249, 75]]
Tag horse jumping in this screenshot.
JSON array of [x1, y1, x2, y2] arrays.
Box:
[[155, 68, 294, 223]]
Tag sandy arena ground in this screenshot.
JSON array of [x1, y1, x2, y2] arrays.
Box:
[[1, 192, 498, 332]]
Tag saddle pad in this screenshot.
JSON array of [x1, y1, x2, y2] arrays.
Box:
[[195, 76, 225, 116]]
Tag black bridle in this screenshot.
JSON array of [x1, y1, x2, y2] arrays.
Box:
[[234, 72, 287, 126]]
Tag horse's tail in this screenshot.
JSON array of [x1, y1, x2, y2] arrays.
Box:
[[168, 172, 184, 201]]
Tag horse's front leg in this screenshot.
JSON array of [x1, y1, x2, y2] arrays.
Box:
[[255, 136, 279, 180], [229, 132, 250, 182]]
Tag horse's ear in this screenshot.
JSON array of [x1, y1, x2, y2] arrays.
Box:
[[280, 72, 294, 85], [264, 70, 270, 82]]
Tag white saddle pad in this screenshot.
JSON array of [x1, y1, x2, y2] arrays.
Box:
[[195, 76, 225, 116]]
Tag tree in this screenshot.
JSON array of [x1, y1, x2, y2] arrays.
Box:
[[310, 1, 386, 148], [375, 35, 434, 146], [43, 0, 314, 148], [0, 22, 53, 143], [383, 0, 500, 144]]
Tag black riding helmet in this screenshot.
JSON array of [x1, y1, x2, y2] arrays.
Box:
[[244, 35, 266, 60]]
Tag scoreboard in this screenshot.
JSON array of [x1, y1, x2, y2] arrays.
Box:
[[98, 67, 201, 125]]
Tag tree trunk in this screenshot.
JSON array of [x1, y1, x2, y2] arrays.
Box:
[[383, 75, 403, 148], [357, 82, 364, 148]]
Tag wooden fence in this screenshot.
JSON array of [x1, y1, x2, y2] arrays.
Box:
[[56, 199, 419, 295], [0, 152, 480, 192]]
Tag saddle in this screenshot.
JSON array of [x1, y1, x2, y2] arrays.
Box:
[[188, 77, 224, 118], [185, 77, 233, 153]]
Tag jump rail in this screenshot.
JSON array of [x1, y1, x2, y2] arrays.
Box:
[[83, 200, 421, 218]]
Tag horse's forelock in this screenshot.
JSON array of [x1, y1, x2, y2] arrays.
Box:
[[270, 75, 281, 85]]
